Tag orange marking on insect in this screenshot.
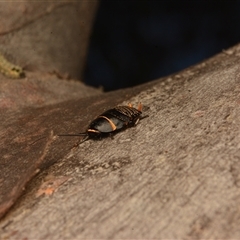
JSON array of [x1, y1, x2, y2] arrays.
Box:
[[87, 129, 100, 133], [99, 115, 117, 131], [137, 102, 142, 111]]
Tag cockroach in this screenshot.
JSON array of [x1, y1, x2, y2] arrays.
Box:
[[58, 103, 148, 144]]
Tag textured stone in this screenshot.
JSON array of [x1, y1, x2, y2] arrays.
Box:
[[1, 43, 240, 239]]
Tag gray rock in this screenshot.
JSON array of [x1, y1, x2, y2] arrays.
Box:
[[1, 43, 240, 239]]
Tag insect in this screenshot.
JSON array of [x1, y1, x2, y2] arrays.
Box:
[[0, 52, 25, 78], [58, 103, 148, 144]]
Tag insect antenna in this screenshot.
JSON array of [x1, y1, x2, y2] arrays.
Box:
[[58, 133, 89, 144], [57, 133, 87, 137]]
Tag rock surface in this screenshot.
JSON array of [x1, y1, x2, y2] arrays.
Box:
[[1, 44, 240, 238], [0, 1, 98, 79]]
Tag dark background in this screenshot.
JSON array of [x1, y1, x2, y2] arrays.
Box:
[[84, 1, 240, 91]]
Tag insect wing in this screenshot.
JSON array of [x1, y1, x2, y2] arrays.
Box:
[[89, 117, 116, 133]]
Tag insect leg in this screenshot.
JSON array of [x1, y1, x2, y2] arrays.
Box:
[[140, 115, 149, 120]]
